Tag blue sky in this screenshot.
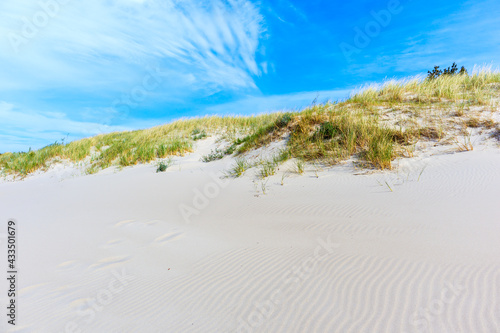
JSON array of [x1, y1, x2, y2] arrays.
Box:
[[1, 0, 499, 153]]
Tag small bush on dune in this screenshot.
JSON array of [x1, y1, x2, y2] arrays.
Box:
[[156, 158, 173, 173], [156, 162, 168, 173], [427, 62, 467, 80]]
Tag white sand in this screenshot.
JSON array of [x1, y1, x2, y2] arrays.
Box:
[[1, 139, 500, 332]]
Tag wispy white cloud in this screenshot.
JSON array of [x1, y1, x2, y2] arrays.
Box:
[[263, 0, 308, 25], [0, 0, 266, 152], [0, 0, 265, 93]]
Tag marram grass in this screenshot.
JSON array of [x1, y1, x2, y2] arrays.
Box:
[[0, 114, 278, 176], [1, 68, 499, 177]]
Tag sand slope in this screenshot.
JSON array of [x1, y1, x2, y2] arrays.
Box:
[[1, 142, 500, 332]]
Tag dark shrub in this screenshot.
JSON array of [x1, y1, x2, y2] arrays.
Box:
[[315, 122, 337, 140], [427, 63, 468, 80], [443, 62, 459, 75], [275, 113, 293, 128], [156, 161, 168, 172], [427, 66, 442, 80]]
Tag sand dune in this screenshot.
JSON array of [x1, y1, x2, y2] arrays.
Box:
[[1, 141, 500, 332]]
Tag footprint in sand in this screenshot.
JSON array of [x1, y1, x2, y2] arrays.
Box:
[[18, 283, 49, 298], [154, 232, 183, 244], [114, 219, 136, 227], [89, 255, 132, 269], [100, 239, 124, 249], [57, 260, 82, 271], [6, 325, 36, 333], [145, 220, 162, 226], [114, 219, 164, 228]]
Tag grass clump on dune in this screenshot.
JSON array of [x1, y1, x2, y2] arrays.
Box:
[[201, 148, 225, 162], [238, 105, 403, 170], [227, 158, 251, 178]]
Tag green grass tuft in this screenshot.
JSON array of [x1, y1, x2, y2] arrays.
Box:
[[227, 158, 250, 178], [201, 148, 225, 162]]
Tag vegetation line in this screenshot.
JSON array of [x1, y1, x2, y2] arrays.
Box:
[[2, 67, 499, 178]]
